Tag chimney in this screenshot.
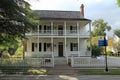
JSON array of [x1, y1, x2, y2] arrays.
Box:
[[80, 4, 84, 17]]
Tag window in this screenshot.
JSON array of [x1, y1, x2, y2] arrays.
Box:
[[39, 25, 42, 33], [44, 25, 51, 33], [31, 43, 42, 52], [70, 43, 78, 51], [44, 43, 52, 51], [70, 26, 77, 33]]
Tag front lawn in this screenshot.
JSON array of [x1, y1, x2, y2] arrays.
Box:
[[1, 68, 120, 75], [0, 68, 47, 75], [78, 69, 120, 75]]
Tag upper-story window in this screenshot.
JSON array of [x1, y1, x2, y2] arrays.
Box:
[[44, 25, 51, 33], [70, 26, 77, 33], [39, 25, 42, 33]]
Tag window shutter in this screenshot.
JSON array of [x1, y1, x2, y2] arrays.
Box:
[[39, 25, 42, 32], [44, 25, 46, 33], [44, 43, 46, 51], [70, 43, 73, 51], [70, 26, 72, 30], [39, 43, 41, 51], [32, 43, 34, 52]]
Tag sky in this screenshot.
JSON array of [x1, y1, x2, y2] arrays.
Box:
[[26, 0, 120, 36]]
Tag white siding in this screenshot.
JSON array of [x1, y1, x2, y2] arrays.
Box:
[[25, 38, 88, 57]]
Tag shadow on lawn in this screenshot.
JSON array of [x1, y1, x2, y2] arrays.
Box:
[[0, 67, 47, 75]]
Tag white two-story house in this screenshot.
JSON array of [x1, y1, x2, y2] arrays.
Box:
[[24, 4, 92, 62]]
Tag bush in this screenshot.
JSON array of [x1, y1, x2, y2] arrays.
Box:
[[1, 50, 10, 58], [89, 45, 103, 57], [107, 50, 112, 56]]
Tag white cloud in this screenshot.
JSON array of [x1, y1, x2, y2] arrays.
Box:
[[27, 0, 105, 10], [27, 0, 80, 10]]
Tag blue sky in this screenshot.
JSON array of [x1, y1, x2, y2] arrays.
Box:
[[26, 0, 120, 36]]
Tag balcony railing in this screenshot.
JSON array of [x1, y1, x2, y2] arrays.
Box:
[[26, 30, 90, 37]]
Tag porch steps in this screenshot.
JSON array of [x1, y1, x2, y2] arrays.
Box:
[[47, 57, 78, 75], [54, 57, 67, 65]]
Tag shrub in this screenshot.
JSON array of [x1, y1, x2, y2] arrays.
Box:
[[88, 45, 103, 57], [107, 50, 112, 56], [26, 69, 47, 75]]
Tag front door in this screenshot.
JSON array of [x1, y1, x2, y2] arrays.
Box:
[[58, 42, 63, 57]]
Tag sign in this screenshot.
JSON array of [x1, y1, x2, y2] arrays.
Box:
[[98, 39, 108, 46]]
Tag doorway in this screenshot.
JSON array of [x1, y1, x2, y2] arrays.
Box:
[[58, 42, 63, 57]]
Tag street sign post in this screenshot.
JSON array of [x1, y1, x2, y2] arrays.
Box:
[[98, 39, 108, 46], [98, 35, 108, 72]]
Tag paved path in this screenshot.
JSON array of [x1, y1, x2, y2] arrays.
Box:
[[0, 75, 120, 80]]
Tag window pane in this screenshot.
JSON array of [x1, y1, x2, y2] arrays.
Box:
[[46, 43, 51, 51], [71, 43, 78, 51]]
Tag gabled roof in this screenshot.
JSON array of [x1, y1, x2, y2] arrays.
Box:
[[35, 10, 91, 21]]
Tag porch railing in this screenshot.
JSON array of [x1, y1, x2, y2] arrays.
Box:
[[26, 30, 90, 37]]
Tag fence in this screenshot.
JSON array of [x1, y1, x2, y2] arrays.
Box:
[[70, 57, 120, 68], [0, 57, 54, 68], [0, 56, 120, 68]]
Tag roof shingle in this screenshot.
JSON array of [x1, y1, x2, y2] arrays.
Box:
[[35, 10, 86, 20]]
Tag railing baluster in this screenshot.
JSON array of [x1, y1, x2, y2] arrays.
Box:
[[26, 30, 90, 37]]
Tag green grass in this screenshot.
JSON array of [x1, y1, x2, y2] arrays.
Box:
[[78, 69, 120, 75], [1, 68, 120, 75]]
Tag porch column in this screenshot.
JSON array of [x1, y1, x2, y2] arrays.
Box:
[[37, 24, 39, 54], [89, 22, 92, 56], [64, 21, 67, 57], [51, 21, 54, 57], [77, 22, 80, 56]]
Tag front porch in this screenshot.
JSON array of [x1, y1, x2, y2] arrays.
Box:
[[25, 38, 91, 57]]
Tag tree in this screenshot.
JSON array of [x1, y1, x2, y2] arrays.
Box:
[[92, 19, 111, 37], [117, 0, 120, 7], [0, 0, 38, 55]]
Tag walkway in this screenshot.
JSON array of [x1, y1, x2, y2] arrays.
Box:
[[0, 75, 120, 80], [47, 64, 77, 75]]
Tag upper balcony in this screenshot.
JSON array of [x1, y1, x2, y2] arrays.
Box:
[[26, 30, 90, 38]]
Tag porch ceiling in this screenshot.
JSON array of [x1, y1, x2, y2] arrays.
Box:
[[39, 19, 91, 27]]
